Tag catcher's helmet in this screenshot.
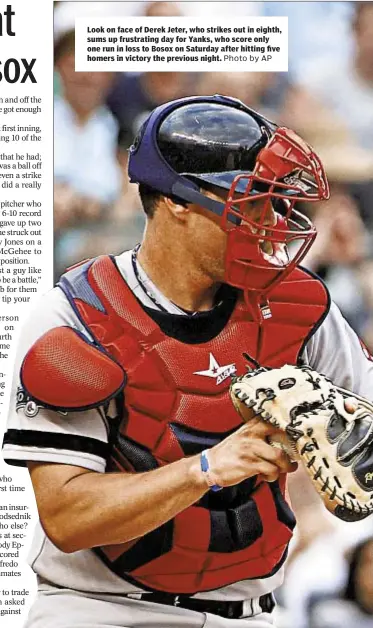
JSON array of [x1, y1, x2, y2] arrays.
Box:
[[128, 95, 329, 311]]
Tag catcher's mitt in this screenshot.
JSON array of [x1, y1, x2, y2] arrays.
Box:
[[230, 364, 373, 522]]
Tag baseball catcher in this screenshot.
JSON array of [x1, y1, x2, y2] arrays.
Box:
[[3, 94, 373, 628], [230, 363, 373, 522]]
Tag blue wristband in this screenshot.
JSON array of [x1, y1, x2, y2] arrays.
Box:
[[200, 450, 223, 492]]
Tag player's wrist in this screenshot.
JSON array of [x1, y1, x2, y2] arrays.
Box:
[[200, 449, 223, 492], [187, 453, 214, 493]]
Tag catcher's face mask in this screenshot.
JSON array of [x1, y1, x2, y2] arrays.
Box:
[[220, 127, 329, 300]]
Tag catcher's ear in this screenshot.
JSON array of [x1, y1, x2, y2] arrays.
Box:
[[21, 327, 126, 411], [163, 195, 190, 221]]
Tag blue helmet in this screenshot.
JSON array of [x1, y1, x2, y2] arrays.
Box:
[[128, 94, 276, 219]]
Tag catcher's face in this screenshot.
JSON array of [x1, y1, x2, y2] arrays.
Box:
[[187, 186, 278, 284]]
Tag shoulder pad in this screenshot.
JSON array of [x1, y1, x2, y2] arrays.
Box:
[[20, 327, 125, 412]]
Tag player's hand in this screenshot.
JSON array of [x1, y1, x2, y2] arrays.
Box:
[[207, 418, 298, 487], [344, 397, 359, 413]]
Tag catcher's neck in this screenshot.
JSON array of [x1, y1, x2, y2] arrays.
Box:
[[136, 233, 220, 313]]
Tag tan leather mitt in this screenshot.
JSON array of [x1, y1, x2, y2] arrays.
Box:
[[230, 364, 373, 522]]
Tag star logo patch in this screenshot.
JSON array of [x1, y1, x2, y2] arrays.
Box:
[[193, 353, 236, 385]]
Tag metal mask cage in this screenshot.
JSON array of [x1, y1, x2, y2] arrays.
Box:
[[222, 126, 329, 223], [218, 127, 330, 298]]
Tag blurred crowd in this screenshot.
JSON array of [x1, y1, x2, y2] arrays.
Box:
[[53, 3, 373, 626]]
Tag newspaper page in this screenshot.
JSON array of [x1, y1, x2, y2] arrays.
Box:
[[0, 2, 53, 626], [1, 2, 373, 628]]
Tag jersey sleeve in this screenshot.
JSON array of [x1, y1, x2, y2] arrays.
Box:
[[303, 301, 373, 401], [2, 288, 111, 472]]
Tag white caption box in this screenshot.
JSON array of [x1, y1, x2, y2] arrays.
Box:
[[75, 16, 288, 72]]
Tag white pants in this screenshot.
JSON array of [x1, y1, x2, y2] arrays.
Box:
[[24, 585, 275, 628]]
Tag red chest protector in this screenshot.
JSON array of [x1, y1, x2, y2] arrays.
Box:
[[58, 255, 328, 594]]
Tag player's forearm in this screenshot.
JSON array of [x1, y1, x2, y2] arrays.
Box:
[[30, 419, 296, 553], [33, 456, 208, 553]]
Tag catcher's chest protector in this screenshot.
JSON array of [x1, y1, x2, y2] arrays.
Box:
[[60, 256, 329, 594]]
